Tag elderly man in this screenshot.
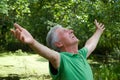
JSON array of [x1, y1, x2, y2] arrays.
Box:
[[11, 20, 105, 80]]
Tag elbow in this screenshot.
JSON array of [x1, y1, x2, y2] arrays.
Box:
[[49, 53, 60, 69]]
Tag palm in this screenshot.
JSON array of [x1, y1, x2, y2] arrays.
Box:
[[21, 29, 34, 44]]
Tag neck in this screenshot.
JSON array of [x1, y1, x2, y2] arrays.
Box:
[[60, 45, 78, 54]]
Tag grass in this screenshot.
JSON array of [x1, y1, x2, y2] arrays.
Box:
[[0, 50, 120, 80], [0, 51, 51, 80]]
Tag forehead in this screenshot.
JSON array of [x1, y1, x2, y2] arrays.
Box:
[[56, 27, 70, 32], [56, 27, 67, 33]]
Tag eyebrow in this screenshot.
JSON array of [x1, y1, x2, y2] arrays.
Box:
[[63, 28, 68, 31]]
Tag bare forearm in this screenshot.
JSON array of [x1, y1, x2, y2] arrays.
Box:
[[29, 39, 58, 60], [85, 30, 102, 51], [29, 39, 60, 69], [85, 20, 105, 57], [85, 29, 104, 57]]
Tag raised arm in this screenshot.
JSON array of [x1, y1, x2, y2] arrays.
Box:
[[11, 23, 60, 69], [85, 20, 105, 58]]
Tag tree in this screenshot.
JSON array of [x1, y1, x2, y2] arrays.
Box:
[[0, 0, 119, 56]]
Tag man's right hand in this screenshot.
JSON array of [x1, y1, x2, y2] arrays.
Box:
[[11, 23, 34, 45]]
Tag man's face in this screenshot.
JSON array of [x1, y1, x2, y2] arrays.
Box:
[[56, 27, 79, 48]]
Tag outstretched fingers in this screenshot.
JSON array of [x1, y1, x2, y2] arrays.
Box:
[[94, 19, 99, 26], [16, 29, 21, 39], [11, 23, 24, 40], [10, 29, 16, 37], [11, 23, 34, 44], [14, 23, 23, 31], [94, 19, 102, 27], [95, 19, 105, 32], [97, 22, 105, 30], [101, 24, 105, 30]]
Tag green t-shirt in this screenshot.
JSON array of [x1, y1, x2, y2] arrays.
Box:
[[49, 47, 93, 80]]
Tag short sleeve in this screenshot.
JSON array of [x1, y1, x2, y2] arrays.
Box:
[[49, 53, 64, 79], [78, 47, 88, 59]]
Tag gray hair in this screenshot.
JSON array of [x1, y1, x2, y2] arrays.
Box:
[[46, 25, 62, 52]]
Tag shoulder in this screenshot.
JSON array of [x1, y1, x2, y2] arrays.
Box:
[[79, 47, 88, 53], [78, 47, 88, 58]]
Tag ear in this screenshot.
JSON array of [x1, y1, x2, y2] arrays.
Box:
[[54, 42, 63, 48]]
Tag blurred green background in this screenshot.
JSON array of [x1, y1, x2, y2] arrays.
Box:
[[0, 0, 120, 80]]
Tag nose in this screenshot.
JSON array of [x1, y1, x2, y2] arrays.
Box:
[[69, 29, 74, 33]]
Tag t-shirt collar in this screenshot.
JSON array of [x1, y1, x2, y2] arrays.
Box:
[[60, 51, 78, 57]]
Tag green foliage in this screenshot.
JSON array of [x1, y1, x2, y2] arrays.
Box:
[[0, 0, 8, 15], [0, 0, 119, 61], [0, 1, 119, 79], [92, 62, 120, 80], [14, 49, 28, 56]]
